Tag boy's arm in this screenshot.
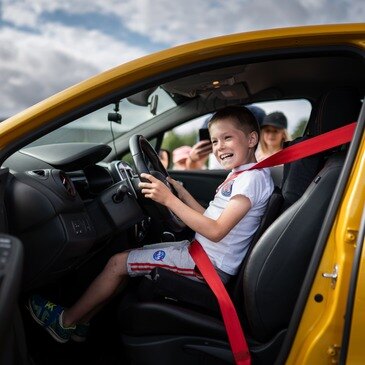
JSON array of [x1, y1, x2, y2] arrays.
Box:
[[166, 194, 251, 242], [139, 173, 251, 242], [167, 177, 205, 214]]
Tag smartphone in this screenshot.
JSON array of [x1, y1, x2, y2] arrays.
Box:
[[199, 128, 211, 142]]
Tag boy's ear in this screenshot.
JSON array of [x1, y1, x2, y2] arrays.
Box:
[[248, 131, 259, 148]]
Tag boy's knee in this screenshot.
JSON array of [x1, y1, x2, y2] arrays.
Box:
[[107, 252, 129, 274]]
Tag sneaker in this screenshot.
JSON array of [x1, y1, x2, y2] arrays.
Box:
[[71, 322, 90, 342], [28, 295, 75, 343]]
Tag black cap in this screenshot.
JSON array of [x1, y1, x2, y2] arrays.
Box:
[[246, 105, 266, 126], [262, 111, 287, 129]]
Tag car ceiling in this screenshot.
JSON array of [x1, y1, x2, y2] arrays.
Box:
[[162, 54, 365, 104]]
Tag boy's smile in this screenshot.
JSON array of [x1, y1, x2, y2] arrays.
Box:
[[209, 118, 257, 170]]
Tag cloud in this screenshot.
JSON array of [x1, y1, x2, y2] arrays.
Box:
[[0, 3, 147, 116], [71, 0, 364, 45], [0, 27, 93, 113], [0, 0, 364, 117], [5, 0, 364, 45]]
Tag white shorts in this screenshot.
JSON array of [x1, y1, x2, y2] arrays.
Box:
[[127, 240, 197, 278], [127, 240, 231, 283]]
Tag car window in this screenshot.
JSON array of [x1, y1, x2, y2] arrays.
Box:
[[162, 99, 312, 170], [256, 99, 311, 139], [28, 87, 176, 147]]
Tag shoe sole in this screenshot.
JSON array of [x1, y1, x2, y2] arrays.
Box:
[[27, 298, 69, 344]]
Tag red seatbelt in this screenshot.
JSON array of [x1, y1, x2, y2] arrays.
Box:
[[252, 121, 356, 169], [189, 122, 356, 365], [189, 240, 251, 365], [216, 122, 356, 194]]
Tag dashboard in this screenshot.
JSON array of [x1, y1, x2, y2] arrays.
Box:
[[3, 143, 145, 290]]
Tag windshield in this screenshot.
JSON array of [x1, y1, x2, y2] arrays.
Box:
[[29, 87, 176, 147]]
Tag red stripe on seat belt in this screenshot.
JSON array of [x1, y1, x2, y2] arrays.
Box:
[[189, 240, 251, 365], [189, 122, 356, 365], [251, 122, 356, 169], [216, 122, 356, 193]]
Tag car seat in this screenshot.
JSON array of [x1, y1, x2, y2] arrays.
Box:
[[118, 88, 361, 365]]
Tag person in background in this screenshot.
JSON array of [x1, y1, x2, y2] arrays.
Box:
[[255, 111, 290, 162], [247, 105, 266, 127], [186, 140, 212, 170], [158, 149, 171, 169], [185, 116, 212, 170], [172, 145, 193, 170]]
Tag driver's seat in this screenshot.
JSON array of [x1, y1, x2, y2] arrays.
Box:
[[118, 88, 361, 365]]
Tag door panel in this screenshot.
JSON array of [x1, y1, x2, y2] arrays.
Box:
[[169, 170, 228, 208], [0, 234, 25, 364], [169, 166, 283, 208]]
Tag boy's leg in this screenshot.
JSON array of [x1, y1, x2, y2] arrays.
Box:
[[28, 250, 131, 343], [76, 277, 128, 325], [126, 240, 196, 278], [28, 240, 198, 343], [62, 251, 129, 327], [63, 240, 194, 326]]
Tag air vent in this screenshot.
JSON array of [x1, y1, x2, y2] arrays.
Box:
[[28, 169, 48, 179], [59, 172, 76, 198]]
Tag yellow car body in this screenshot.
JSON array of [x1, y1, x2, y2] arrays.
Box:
[[1, 23, 364, 146], [0, 23, 364, 364]]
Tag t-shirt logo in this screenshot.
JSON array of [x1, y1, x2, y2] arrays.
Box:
[[221, 181, 234, 197]]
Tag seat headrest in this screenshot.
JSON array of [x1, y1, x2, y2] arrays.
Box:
[[309, 88, 361, 135]]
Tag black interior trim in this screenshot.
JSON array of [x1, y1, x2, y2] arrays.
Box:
[[275, 98, 365, 365]]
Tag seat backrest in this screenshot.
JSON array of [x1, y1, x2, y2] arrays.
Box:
[[237, 87, 361, 343], [133, 88, 361, 342], [281, 87, 361, 210], [232, 88, 361, 315], [232, 186, 284, 311], [242, 153, 345, 342]]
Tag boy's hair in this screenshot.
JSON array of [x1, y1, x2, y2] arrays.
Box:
[[208, 106, 260, 145]]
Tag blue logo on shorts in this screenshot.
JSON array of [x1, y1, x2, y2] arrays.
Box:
[[153, 250, 166, 261], [221, 181, 234, 197]]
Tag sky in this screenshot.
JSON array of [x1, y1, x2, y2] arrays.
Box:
[[0, 0, 364, 119]]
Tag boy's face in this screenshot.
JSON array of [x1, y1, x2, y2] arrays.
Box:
[[209, 118, 257, 170]]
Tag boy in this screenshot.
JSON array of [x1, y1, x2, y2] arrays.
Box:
[[29, 106, 274, 343]]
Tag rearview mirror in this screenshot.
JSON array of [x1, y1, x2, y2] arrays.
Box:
[[127, 87, 157, 107]]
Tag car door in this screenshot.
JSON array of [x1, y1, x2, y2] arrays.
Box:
[[339, 201, 365, 363], [169, 169, 227, 208], [0, 167, 26, 365]]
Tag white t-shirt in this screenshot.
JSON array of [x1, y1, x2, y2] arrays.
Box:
[[194, 163, 274, 275]]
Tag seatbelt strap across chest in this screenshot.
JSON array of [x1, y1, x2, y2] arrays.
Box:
[[216, 122, 356, 193], [251, 121, 356, 169], [190, 122, 356, 365]]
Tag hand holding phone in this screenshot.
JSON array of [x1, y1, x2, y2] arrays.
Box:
[[199, 128, 211, 142]]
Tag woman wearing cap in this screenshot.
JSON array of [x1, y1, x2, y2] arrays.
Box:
[[256, 111, 290, 161], [172, 145, 193, 170]]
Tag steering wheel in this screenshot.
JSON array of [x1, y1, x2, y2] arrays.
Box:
[[129, 135, 186, 232]]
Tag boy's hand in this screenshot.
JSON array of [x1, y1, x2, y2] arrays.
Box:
[[166, 176, 188, 200], [139, 173, 174, 206]]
